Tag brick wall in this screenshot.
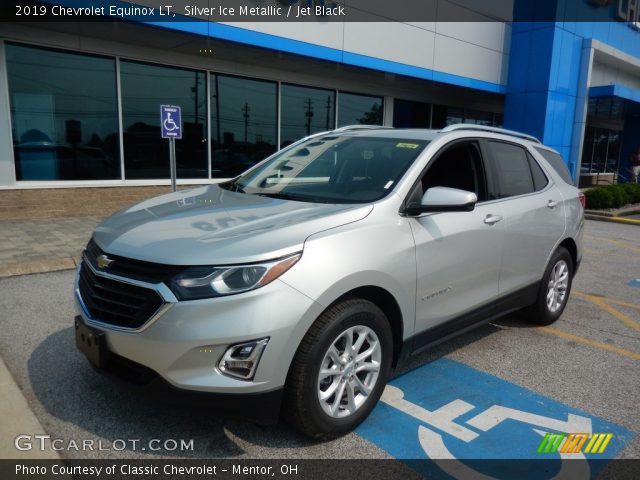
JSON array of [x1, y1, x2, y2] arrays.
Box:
[[0, 186, 196, 220]]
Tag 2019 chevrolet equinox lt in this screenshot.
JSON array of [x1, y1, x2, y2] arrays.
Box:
[[74, 124, 584, 438]]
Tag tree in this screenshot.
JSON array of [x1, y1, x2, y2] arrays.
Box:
[[358, 103, 383, 125]]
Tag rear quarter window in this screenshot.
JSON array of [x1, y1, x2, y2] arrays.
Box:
[[534, 147, 574, 185], [527, 152, 549, 191]]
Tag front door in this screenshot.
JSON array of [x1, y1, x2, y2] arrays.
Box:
[[409, 140, 504, 334]]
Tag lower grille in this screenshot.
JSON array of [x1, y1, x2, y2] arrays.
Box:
[[78, 261, 164, 329]]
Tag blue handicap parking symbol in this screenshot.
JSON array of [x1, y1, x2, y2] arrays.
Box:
[[160, 104, 182, 139], [357, 358, 634, 480]]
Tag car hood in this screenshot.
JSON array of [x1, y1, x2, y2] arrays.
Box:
[[93, 185, 373, 265]]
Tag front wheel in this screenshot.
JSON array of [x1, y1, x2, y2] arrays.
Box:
[[523, 246, 573, 325], [283, 298, 393, 439]]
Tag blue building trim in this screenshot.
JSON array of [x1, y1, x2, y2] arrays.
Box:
[[40, 0, 506, 94], [505, 2, 640, 181], [164, 22, 507, 94], [342, 50, 506, 94], [589, 84, 640, 105]]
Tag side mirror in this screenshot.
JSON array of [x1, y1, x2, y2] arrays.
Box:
[[406, 186, 478, 215]]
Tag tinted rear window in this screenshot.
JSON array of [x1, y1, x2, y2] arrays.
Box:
[[488, 141, 535, 198], [534, 147, 574, 185]]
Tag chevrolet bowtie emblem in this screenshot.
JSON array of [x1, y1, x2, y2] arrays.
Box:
[[96, 254, 114, 269]]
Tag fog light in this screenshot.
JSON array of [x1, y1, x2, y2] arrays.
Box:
[[218, 338, 269, 380]]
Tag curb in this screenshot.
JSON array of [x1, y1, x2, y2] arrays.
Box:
[[0, 357, 61, 460], [0, 257, 79, 278], [585, 214, 640, 226], [584, 205, 640, 218]]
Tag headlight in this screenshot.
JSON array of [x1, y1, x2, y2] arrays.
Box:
[[169, 253, 301, 300]]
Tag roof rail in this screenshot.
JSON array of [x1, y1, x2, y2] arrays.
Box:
[[440, 124, 541, 144], [332, 125, 394, 133]]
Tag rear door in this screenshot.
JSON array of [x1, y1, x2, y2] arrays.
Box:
[[482, 140, 566, 295]]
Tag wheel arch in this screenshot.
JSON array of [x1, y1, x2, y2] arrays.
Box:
[[558, 237, 578, 274], [327, 285, 404, 367]]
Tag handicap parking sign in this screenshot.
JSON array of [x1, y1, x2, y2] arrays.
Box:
[[160, 105, 182, 139], [358, 359, 634, 480]]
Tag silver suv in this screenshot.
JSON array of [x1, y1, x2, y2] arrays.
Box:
[[74, 124, 584, 438]]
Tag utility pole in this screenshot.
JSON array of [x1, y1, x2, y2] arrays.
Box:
[[192, 73, 199, 125], [242, 102, 250, 143], [304, 98, 314, 136]]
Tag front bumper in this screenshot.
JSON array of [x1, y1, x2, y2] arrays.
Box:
[[73, 263, 324, 396], [75, 322, 283, 425]]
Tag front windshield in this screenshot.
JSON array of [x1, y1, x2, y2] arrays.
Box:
[[223, 135, 429, 204]]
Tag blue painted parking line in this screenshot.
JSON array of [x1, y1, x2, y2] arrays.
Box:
[[357, 358, 634, 479]]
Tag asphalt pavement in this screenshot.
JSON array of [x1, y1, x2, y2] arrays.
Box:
[[0, 219, 638, 464]]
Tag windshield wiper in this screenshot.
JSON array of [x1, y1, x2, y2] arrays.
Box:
[[255, 192, 325, 203]]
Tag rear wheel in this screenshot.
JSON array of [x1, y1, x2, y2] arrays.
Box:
[[283, 298, 392, 439], [523, 246, 573, 325]]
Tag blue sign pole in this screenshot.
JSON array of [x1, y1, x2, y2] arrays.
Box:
[[160, 105, 182, 192]]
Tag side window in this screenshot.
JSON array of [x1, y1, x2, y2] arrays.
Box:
[[488, 141, 535, 198], [534, 147, 574, 185], [410, 141, 488, 204], [527, 152, 549, 191]]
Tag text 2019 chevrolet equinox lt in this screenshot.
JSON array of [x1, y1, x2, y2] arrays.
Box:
[[74, 124, 584, 438]]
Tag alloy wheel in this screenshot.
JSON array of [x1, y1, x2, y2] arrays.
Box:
[[317, 325, 382, 418], [546, 259, 569, 313]]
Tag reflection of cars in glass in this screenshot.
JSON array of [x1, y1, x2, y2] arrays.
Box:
[[14, 141, 114, 180], [74, 124, 584, 438]]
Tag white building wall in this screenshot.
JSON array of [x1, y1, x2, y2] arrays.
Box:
[[590, 60, 640, 90], [225, 15, 511, 86]]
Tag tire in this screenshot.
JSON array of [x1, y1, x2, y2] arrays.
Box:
[[523, 246, 573, 325], [283, 298, 393, 439]]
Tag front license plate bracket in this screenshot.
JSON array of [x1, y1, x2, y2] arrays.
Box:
[[74, 315, 109, 368]]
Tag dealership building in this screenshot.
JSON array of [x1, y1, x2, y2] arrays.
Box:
[[0, 0, 639, 200]]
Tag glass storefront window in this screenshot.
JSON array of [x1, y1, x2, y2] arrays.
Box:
[[606, 130, 621, 172], [6, 43, 121, 181], [431, 105, 464, 127], [337, 92, 383, 127], [120, 61, 207, 179], [581, 126, 596, 173], [465, 109, 493, 126], [431, 104, 447, 129], [393, 99, 430, 128], [431, 104, 500, 129], [445, 107, 464, 126], [281, 84, 335, 148], [589, 96, 626, 121], [10, 43, 480, 184], [210, 75, 277, 178], [593, 129, 609, 172], [581, 125, 622, 174]]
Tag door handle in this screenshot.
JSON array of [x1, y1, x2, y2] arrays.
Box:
[[483, 214, 503, 225], [547, 199, 559, 208]]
